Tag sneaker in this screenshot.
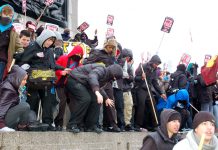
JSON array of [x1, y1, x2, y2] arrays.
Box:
[[67, 125, 80, 133], [55, 126, 63, 131], [125, 124, 134, 132], [47, 125, 56, 131], [28, 122, 49, 131], [0, 127, 15, 132], [107, 126, 121, 132], [85, 126, 103, 134]]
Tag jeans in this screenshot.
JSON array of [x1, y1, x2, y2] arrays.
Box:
[[213, 103, 218, 127], [201, 101, 213, 113], [0, 61, 6, 82]]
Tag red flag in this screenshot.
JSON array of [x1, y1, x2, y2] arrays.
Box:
[[201, 55, 218, 86]]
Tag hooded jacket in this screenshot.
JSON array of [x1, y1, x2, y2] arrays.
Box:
[[19, 29, 64, 70], [173, 130, 218, 150], [141, 109, 181, 150], [165, 89, 190, 109], [55, 45, 84, 84], [0, 4, 24, 79], [135, 55, 164, 95], [0, 65, 27, 128], [68, 63, 123, 99], [169, 64, 187, 90]]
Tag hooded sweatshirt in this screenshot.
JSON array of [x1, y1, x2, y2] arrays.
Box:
[[20, 30, 64, 70], [173, 130, 218, 150], [55, 45, 84, 84], [141, 109, 181, 150], [0, 65, 27, 128]]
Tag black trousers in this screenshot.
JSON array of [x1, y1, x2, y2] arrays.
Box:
[[27, 84, 56, 125], [113, 88, 125, 127], [135, 87, 158, 129], [66, 78, 100, 128]]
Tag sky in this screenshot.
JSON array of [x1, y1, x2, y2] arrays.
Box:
[[78, 0, 218, 72]]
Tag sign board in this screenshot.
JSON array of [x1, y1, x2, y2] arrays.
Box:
[[13, 23, 24, 33], [106, 15, 114, 26], [22, 0, 26, 13], [179, 53, 192, 67], [106, 28, 114, 38], [45, 0, 54, 6], [204, 54, 212, 64], [77, 22, 89, 33], [45, 23, 59, 31], [161, 17, 174, 33]]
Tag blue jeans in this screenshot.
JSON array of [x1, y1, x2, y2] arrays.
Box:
[[213, 103, 218, 127], [0, 61, 6, 82], [201, 101, 213, 113]]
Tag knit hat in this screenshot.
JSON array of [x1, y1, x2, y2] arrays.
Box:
[[192, 111, 216, 130], [168, 112, 181, 122], [103, 38, 117, 48]]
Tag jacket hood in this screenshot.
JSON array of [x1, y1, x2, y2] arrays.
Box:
[[106, 64, 123, 80], [103, 38, 117, 55], [177, 64, 186, 73], [68, 45, 84, 58], [36, 29, 56, 48], [149, 55, 162, 64], [0, 4, 14, 32], [160, 109, 181, 138], [6, 65, 27, 89], [122, 48, 133, 59], [54, 31, 63, 41], [175, 89, 189, 102]]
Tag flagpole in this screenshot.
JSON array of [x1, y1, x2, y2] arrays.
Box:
[[156, 32, 165, 54]]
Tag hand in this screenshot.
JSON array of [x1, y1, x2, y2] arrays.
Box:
[[105, 99, 114, 107], [161, 94, 167, 100], [36, 52, 44, 58], [94, 29, 97, 35], [95, 91, 103, 104], [142, 73, 146, 80], [64, 68, 71, 73], [61, 70, 68, 76]]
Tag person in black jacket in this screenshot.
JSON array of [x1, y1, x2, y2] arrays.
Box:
[[134, 55, 167, 131], [19, 29, 68, 131], [141, 109, 181, 150], [66, 64, 123, 133]]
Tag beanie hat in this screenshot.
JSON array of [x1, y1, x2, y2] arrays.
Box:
[[192, 111, 216, 130], [168, 112, 181, 122]]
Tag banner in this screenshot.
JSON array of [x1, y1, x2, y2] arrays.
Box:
[[106, 15, 114, 26], [77, 22, 89, 33], [45, 23, 59, 31], [161, 17, 174, 33], [201, 55, 218, 85], [178, 53, 191, 67], [63, 42, 91, 58]]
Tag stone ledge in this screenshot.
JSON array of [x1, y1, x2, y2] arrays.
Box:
[[0, 132, 146, 150]]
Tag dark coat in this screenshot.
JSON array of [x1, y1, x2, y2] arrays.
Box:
[[196, 74, 213, 104], [169, 70, 187, 90], [135, 61, 164, 95], [19, 30, 64, 70], [141, 109, 181, 150], [0, 65, 27, 128], [68, 64, 123, 99]]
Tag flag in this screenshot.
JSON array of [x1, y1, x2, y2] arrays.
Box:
[[201, 55, 218, 86]]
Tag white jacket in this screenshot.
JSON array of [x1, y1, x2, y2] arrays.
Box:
[[173, 130, 218, 150]]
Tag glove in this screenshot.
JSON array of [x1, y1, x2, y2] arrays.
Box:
[[21, 64, 30, 70]]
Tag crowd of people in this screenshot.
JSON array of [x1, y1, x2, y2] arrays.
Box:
[[0, 4, 218, 149]]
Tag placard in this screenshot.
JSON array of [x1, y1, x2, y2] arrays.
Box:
[[161, 17, 174, 33]]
